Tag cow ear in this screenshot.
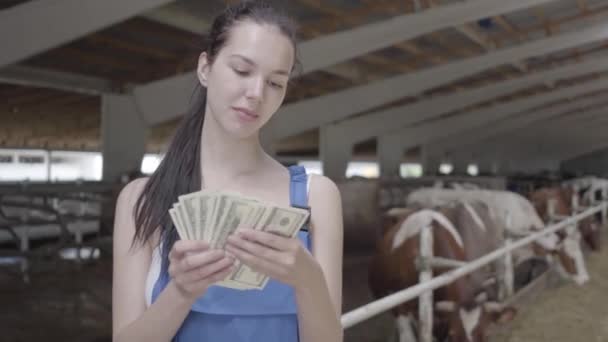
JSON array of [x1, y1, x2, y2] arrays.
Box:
[[489, 307, 517, 324]]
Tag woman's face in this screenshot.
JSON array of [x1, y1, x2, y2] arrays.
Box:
[[199, 20, 295, 139]]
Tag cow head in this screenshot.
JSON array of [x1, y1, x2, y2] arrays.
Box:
[[435, 296, 516, 342], [579, 215, 601, 251], [562, 186, 602, 252], [556, 226, 590, 285], [534, 227, 589, 285]]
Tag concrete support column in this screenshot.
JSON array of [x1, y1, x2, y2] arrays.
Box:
[[452, 159, 470, 176], [101, 94, 147, 182], [378, 132, 404, 180], [320, 124, 353, 181], [477, 158, 499, 176], [422, 153, 441, 176], [446, 149, 469, 175]]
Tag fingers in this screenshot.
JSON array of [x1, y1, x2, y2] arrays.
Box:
[[169, 240, 210, 261], [209, 264, 236, 283], [227, 232, 285, 262], [180, 249, 227, 273], [225, 243, 284, 278], [187, 256, 235, 283], [171, 253, 235, 288], [233, 228, 296, 251], [169, 241, 228, 280]]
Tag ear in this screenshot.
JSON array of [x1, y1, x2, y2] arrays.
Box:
[[489, 306, 517, 324], [197, 52, 210, 87]]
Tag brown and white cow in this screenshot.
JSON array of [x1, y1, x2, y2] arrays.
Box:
[[529, 187, 601, 252], [369, 205, 514, 342], [407, 188, 590, 285]]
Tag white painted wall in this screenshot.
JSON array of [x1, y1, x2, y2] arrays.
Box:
[[0, 149, 103, 182], [0, 149, 49, 181]]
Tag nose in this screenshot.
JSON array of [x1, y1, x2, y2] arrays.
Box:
[[245, 76, 264, 102], [574, 272, 590, 285]]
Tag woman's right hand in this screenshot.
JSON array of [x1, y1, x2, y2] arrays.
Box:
[[168, 240, 235, 300]]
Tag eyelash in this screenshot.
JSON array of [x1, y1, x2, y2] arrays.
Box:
[[233, 68, 284, 89]]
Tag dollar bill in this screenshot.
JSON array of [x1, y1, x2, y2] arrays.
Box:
[[178, 194, 199, 240], [209, 195, 230, 247], [212, 198, 256, 248], [168, 191, 310, 290], [197, 191, 215, 241], [173, 203, 191, 240], [169, 208, 188, 240], [252, 205, 309, 237], [228, 205, 310, 288]]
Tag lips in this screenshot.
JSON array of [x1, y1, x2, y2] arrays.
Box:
[[232, 107, 259, 122]]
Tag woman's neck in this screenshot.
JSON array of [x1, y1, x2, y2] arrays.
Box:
[[200, 111, 267, 187]]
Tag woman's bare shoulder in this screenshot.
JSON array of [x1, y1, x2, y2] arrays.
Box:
[[308, 175, 342, 233], [309, 175, 341, 204], [116, 177, 165, 248], [116, 177, 150, 208], [114, 177, 154, 245]]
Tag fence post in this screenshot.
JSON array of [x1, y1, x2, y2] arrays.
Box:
[[571, 193, 579, 214], [502, 213, 514, 300], [602, 187, 608, 224], [603, 201, 608, 225], [547, 198, 557, 223], [419, 225, 434, 342]]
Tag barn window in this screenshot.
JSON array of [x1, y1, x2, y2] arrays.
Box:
[[0, 155, 13, 163], [141, 154, 163, 175], [297, 160, 323, 175], [467, 164, 479, 176], [18, 155, 44, 164], [346, 161, 379, 178], [439, 163, 453, 175], [400, 163, 423, 178]]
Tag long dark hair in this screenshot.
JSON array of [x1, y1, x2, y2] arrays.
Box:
[[132, 1, 299, 261]]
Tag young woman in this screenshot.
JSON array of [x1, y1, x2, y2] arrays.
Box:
[[112, 2, 344, 341]]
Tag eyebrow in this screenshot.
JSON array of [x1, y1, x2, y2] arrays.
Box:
[[230, 54, 290, 76]]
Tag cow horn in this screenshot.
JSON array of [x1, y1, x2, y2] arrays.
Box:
[[483, 301, 503, 312], [435, 301, 455, 312]]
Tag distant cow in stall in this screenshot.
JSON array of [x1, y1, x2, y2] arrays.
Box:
[[564, 176, 608, 196], [369, 205, 515, 342], [528, 187, 601, 252], [407, 188, 590, 286], [577, 178, 608, 227], [564, 176, 608, 208]]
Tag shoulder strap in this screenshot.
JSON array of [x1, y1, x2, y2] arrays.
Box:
[[288, 165, 311, 231]]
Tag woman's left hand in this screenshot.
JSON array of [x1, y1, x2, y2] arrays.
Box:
[[225, 228, 319, 289]]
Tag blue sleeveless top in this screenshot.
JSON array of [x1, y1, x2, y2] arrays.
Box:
[[151, 165, 311, 341]]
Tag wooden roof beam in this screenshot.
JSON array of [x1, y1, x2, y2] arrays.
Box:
[[0, 0, 175, 68], [135, 0, 561, 125], [577, 0, 589, 13]]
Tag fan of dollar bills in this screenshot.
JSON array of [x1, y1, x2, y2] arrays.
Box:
[[168, 190, 309, 290]]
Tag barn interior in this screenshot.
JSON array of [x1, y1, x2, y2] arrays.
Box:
[[3, 0, 608, 341]]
